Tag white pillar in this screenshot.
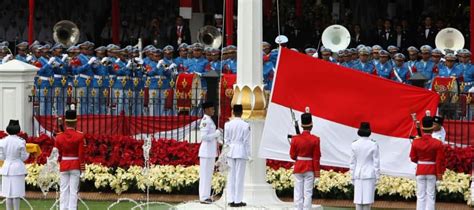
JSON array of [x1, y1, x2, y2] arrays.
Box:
[[0, 60, 37, 135]]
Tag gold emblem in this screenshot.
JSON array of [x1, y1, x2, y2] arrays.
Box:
[[73, 79, 79, 87], [49, 77, 54, 86], [61, 76, 67, 86], [85, 78, 91, 87], [109, 79, 115, 87], [169, 79, 175, 88], [91, 89, 97, 97], [98, 78, 103, 87], [127, 89, 133, 97], [103, 89, 109, 97], [181, 79, 188, 88], [54, 88, 60, 96], [133, 78, 139, 87], [139, 89, 144, 97]]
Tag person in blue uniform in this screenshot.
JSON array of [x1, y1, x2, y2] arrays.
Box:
[[371, 45, 382, 66], [387, 45, 399, 66], [206, 48, 222, 73], [406, 46, 419, 74], [175, 43, 189, 74], [111, 49, 132, 115], [185, 43, 208, 75], [223, 45, 237, 74], [353, 47, 376, 75], [390, 53, 410, 83], [414, 45, 437, 88], [374, 50, 392, 78], [15, 42, 28, 63], [146, 48, 173, 115], [90, 46, 110, 114], [459, 50, 474, 92], [71, 46, 96, 115], [336, 50, 345, 65], [320, 47, 333, 63], [49, 43, 69, 116], [304, 48, 317, 57], [431, 48, 444, 69], [438, 53, 462, 78], [36, 45, 56, 115], [262, 42, 272, 55]]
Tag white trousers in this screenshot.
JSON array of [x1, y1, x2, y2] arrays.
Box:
[[199, 157, 215, 201], [5, 198, 20, 210], [226, 158, 246, 203], [355, 204, 371, 210], [60, 170, 81, 210], [294, 171, 314, 210], [416, 175, 436, 210]]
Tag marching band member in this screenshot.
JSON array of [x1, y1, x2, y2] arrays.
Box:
[[406, 46, 419, 74], [410, 115, 446, 210], [353, 47, 376, 75], [374, 50, 392, 78], [15, 42, 29, 63], [304, 48, 317, 57], [92, 46, 110, 115], [350, 122, 380, 210], [459, 49, 474, 92], [0, 120, 29, 210], [224, 104, 251, 207], [371, 45, 382, 66], [390, 53, 410, 83], [290, 108, 321, 210], [414, 45, 437, 88], [198, 101, 222, 204], [437, 53, 462, 78], [174, 43, 189, 73], [55, 108, 85, 210]]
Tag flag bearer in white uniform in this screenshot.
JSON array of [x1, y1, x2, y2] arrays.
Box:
[[350, 122, 380, 210], [224, 104, 251, 207], [198, 101, 222, 204], [0, 120, 29, 210], [289, 108, 321, 210]]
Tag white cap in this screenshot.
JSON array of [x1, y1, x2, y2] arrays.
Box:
[[275, 35, 288, 44], [214, 14, 223, 19]]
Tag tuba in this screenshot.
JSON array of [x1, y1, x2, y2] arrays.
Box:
[[435, 28, 465, 54], [53, 20, 80, 48], [197, 25, 222, 49], [321, 24, 351, 52]]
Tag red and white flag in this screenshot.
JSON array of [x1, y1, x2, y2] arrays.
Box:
[[259, 48, 439, 178], [179, 0, 192, 19]]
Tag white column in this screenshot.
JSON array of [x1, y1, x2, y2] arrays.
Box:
[[0, 60, 38, 135]]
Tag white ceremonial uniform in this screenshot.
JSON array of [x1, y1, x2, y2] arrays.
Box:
[[431, 127, 446, 144], [198, 114, 221, 201], [224, 117, 251, 204], [0, 135, 29, 210], [350, 137, 380, 210]]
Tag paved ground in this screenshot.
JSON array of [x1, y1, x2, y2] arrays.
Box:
[[24, 191, 472, 210]]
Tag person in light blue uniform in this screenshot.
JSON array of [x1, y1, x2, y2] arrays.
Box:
[[146, 48, 173, 116], [406, 46, 419, 73], [438, 53, 462, 78], [374, 50, 393, 78], [185, 43, 208, 74], [335, 50, 345, 65], [207, 48, 222, 73], [349, 48, 359, 67], [353, 47, 376, 74], [90, 46, 110, 114], [0, 45, 12, 64], [414, 45, 437, 88], [304, 47, 317, 57], [223, 45, 237, 74], [320, 47, 335, 63], [49, 43, 69, 116], [459, 49, 474, 92], [371, 45, 382, 66], [390, 53, 410, 83], [36, 45, 57, 115], [387, 45, 399, 67], [431, 48, 444, 69], [15, 42, 29, 63], [175, 43, 189, 74], [71, 47, 96, 115], [263, 50, 274, 91], [111, 49, 132, 115]]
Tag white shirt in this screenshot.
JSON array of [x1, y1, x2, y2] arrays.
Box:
[[397, 34, 402, 48], [349, 137, 380, 180], [198, 114, 219, 158], [0, 135, 29, 176], [432, 127, 446, 144], [224, 118, 251, 159], [425, 28, 430, 39]]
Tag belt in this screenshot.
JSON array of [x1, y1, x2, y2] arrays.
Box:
[[418, 161, 435, 165], [62, 156, 79, 160], [94, 75, 103, 79], [79, 74, 91, 79], [116, 76, 127, 80], [297, 156, 313, 161], [152, 76, 165, 79], [109, 75, 116, 79], [53, 74, 63, 78], [38, 76, 51, 81]]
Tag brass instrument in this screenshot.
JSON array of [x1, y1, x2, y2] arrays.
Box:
[[435, 28, 465, 55], [53, 20, 80, 48], [197, 25, 222, 49]]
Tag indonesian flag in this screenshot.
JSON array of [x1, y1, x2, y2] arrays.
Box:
[[179, 0, 192, 19], [259, 48, 439, 178]]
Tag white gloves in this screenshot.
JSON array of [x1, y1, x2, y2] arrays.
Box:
[[61, 54, 68, 62], [194, 72, 202, 77], [126, 60, 132, 68], [168, 63, 177, 70], [156, 60, 164, 68], [88, 57, 97, 65], [314, 178, 320, 186], [26, 55, 33, 62], [101, 57, 109, 64], [48, 57, 56, 65], [134, 57, 144, 65]]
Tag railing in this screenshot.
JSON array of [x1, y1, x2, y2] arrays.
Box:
[[29, 79, 234, 143], [438, 93, 473, 147]]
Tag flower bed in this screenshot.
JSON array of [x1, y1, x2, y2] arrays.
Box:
[[24, 164, 472, 205], [0, 132, 472, 205]]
